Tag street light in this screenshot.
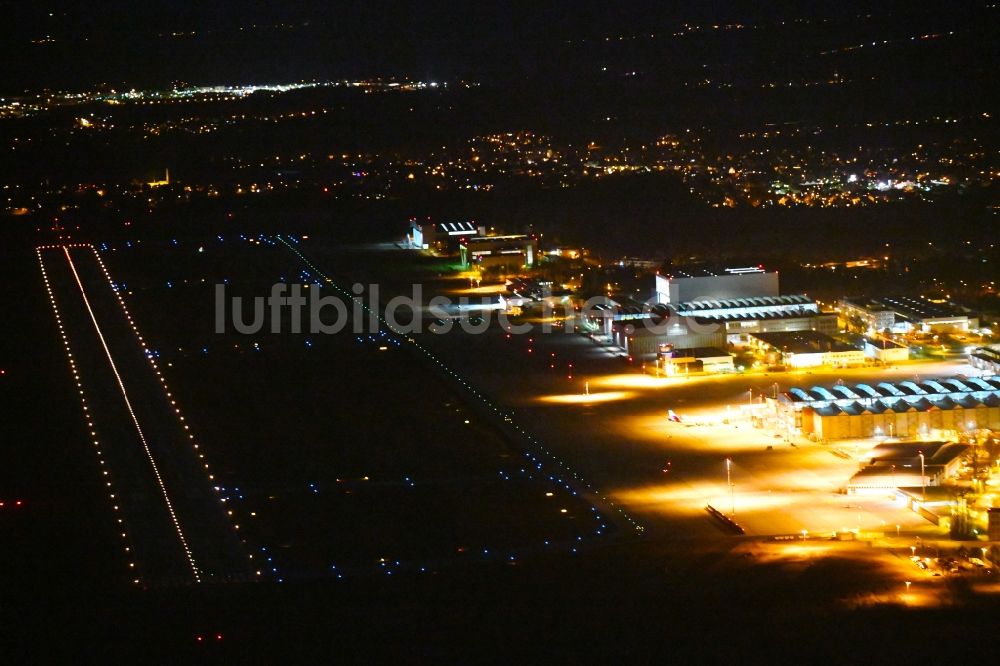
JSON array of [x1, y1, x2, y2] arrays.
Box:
[[918, 450, 925, 503], [726, 458, 735, 516]]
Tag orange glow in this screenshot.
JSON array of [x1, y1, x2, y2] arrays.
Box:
[[587, 374, 682, 390], [452, 284, 506, 295], [537, 390, 634, 405]]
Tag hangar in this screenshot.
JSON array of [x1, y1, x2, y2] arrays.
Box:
[[777, 376, 1000, 440]]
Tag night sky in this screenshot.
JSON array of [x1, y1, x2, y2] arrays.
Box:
[[2, 1, 996, 96]]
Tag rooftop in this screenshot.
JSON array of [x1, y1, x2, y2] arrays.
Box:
[[750, 330, 856, 354], [677, 294, 812, 312], [462, 234, 532, 244], [971, 346, 1000, 362], [668, 347, 732, 359], [784, 375, 1000, 416], [845, 295, 970, 322], [661, 264, 767, 279], [865, 336, 907, 349], [436, 221, 479, 235], [868, 441, 968, 466]]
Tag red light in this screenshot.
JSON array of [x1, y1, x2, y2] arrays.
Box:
[[196, 636, 203, 642], [216, 634, 223, 641], [15, 500, 22, 506]]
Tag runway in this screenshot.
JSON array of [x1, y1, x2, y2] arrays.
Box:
[[37, 245, 253, 586]]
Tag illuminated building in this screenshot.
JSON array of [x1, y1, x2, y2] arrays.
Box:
[[748, 330, 865, 369], [611, 315, 726, 359], [408, 220, 483, 252], [653, 266, 778, 305], [146, 168, 171, 188], [658, 345, 734, 374], [590, 301, 835, 362], [676, 294, 838, 345], [777, 376, 1000, 440], [864, 337, 910, 363], [839, 297, 896, 333], [651, 267, 835, 345], [841, 295, 977, 334], [845, 441, 968, 495], [595, 265, 834, 360], [970, 345, 1000, 374], [459, 235, 536, 270]]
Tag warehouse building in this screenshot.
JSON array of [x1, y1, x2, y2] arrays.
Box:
[[459, 234, 536, 270], [839, 297, 896, 333], [864, 337, 910, 363], [841, 295, 977, 334], [748, 330, 865, 369], [845, 441, 969, 495], [659, 346, 734, 374]]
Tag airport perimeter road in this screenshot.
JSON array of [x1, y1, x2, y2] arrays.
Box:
[[39, 246, 252, 585]]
